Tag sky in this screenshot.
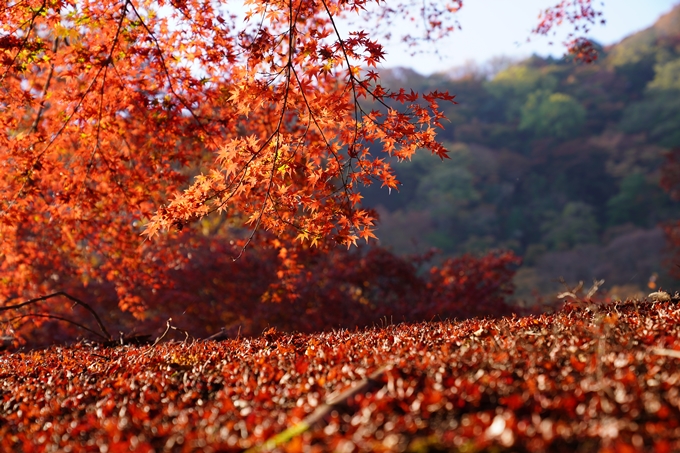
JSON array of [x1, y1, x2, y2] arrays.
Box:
[[376, 0, 680, 75]]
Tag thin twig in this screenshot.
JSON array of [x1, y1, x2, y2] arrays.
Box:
[[651, 348, 680, 359], [0, 291, 111, 340], [29, 37, 59, 133], [245, 365, 390, 453], [3, 313, 109, 341]]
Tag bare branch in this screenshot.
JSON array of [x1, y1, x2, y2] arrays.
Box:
[[0, 291, 112, 340]]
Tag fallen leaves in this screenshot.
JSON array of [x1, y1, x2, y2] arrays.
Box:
[[1, 299, 680, 452]]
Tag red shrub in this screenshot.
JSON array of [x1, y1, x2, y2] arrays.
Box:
[[7, 238, 521, 346]]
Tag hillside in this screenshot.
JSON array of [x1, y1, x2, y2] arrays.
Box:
[[363, 5, 680, 302], [2, 298, 679, 452]]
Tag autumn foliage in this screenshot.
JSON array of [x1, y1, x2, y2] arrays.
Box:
[[6, 6, 679, 452], [11, 242, 521, 347], [0, 0, 602, 340], [532, 0, 605, 63], [2, 299, 680, 452], [158, 245, 520, 338]]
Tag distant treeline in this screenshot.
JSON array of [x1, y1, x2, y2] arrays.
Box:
[[363, 5, 680, 300]]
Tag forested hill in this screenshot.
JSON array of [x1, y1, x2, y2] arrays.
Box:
[[363, 5, 680, 302]]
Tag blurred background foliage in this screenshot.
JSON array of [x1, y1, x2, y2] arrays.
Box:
[[363, 5, 680, 303]]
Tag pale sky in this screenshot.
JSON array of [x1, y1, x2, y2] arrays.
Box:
[[376, 0, 680, 75]]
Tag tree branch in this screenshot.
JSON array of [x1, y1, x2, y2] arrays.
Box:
[[0, 291, 112, 340]]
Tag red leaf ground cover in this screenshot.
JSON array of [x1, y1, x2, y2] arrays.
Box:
[[2, 299, 680, 453]]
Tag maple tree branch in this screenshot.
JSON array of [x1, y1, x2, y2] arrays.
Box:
[[0, 0, 45, 83], [85, 144, 133, 206], [319, 0, 379, 212], [0, 291, 111, 340], [127, 1, 219, 151], [290, 66, 352, 201], [29, 36, 59, 134], [186, 110, 292, 230], [82, 24, 117, 189], [4, 1, 131, 216], [188, 124, 281, 228], [233, 1, 297, 260], [0, 1, 28, 14], [3, 313, 110, 342], [3, 1, 145, 227], [320, 0, 361, 138], [422, 0, 429, 35]]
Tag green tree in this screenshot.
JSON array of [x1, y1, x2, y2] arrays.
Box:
[[519, 91, 586, 139], [620, 58, 680, 147], [647, 58, 680, 91], [486, 65, 558, 121], [619, 94, 680, 147], [606, 173, 668, 227], [541, 202, 599, 251]]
